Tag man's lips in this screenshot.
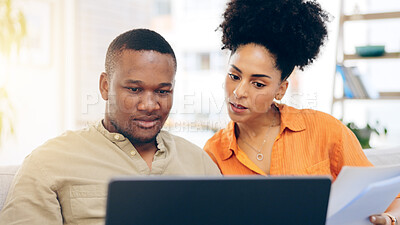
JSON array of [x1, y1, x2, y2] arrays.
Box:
[[132, 117, 161, 128]]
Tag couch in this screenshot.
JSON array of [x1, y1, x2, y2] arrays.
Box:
[[1, 147, 400, 211], [0, 165, 19, 211], [363, 146, 400, 166]]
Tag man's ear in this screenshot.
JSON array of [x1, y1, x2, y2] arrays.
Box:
[[99, 72, 109, 100]]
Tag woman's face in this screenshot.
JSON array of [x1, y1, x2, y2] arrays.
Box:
[[225, 43, 288, 124]]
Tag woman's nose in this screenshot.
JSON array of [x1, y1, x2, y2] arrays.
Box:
[[233, 81, 248, 98]]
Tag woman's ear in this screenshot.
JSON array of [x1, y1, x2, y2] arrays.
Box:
[[99, 72, 109, 101], [275, 80, 289, 100]]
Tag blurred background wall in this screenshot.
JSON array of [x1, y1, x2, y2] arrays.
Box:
[[0, 0, 399, 165]]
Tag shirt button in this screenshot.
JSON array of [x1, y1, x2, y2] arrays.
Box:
[[114, 134, 120, 140], [130, 150, 136, 156]]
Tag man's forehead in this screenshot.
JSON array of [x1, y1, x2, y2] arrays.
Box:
[[122, 78, 175, 87]]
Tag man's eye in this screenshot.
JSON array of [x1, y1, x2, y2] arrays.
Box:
[[157, 90, 171, 95], [228, 73, 240, 80], [128, 87, 140, 93]]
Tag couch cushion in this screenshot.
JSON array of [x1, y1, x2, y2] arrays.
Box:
[[364, 146, 400, 166], [0, 165, 20, 211]]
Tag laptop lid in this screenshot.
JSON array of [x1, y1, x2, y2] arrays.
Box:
[[105, 176, 331, 225]]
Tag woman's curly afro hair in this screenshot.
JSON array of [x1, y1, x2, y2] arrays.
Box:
[[220, 0, 330, 80]]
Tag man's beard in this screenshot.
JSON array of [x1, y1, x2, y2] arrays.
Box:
[[109, 118, 160, 144]]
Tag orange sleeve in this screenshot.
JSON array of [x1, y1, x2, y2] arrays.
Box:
[[330, 121, 373, 179]]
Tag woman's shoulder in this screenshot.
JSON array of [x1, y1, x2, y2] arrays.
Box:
[[289, 105, 340, 122], [301, 108, 339, 122], [281, 104, 345, 131], [309, 110, 343, 127]]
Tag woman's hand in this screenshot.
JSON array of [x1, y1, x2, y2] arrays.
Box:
[[370, 198, 400, 224], [370, 213, 395, 225]]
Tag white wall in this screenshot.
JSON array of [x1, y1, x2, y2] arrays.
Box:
[[0, 0, 65, 165], [1, 0, 399, 165]]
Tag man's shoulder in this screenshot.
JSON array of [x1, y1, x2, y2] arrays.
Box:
[[159, 130, 221, 175], [29, 125, 102, 157], [159, 130, 202, 152], [43, 125, 93, 144]]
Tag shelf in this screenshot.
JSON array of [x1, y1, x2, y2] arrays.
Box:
[[343, 52, 400, 60], [379, 92, 400, 98], [343, 11, 400, 22], [333, 95, 400, 102], [332, 1, 400, 117], [333, 98, 400, 102]]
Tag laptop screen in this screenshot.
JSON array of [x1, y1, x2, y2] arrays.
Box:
[[106, 176, 331, 225]]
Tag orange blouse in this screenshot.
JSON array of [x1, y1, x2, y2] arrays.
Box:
[[204, 104, 373, 180]]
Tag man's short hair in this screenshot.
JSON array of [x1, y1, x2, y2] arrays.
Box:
[[105, 28, 177, 75]]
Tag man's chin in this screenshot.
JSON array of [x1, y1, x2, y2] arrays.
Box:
[[126, 126, 162, 143], [109, 118, 163, 144], [127, 132, 159, 144]]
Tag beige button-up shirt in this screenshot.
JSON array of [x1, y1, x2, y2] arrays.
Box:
[[0, 121, 220, 225]]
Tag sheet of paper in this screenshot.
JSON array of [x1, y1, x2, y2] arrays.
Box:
[[327, 175, 400, 225], [327, 164, 400, 217]]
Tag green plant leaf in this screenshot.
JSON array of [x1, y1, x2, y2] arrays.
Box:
[[0, 0, 25, 147], [0, 0, 27, 57], [0, 111, 3, 146]]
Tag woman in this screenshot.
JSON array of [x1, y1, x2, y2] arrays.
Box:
[[204, 0, 400, 224]]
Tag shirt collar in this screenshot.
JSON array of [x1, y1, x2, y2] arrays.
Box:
[[95, 120, 167, 153], [277, 103, 306, 132], [95, 120, 127, 142], [216, 121, 236, 160], [219, 103, 306, 161]]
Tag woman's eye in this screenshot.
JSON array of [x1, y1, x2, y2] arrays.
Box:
[[253, 82, 265, 88], [229, 73, 240, 80]]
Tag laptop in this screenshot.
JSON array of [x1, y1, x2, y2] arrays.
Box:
[[105, 176, 331, 225]]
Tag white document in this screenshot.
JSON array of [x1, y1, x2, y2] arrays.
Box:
[[326, 165, 400, 225]]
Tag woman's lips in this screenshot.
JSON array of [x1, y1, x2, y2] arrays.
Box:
[[230, 102, 248, 113]]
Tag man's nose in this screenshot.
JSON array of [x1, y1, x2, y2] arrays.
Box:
[[138, 92, 160, 112]]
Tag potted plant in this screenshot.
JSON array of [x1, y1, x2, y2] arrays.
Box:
[[345, 121, 388, 149], [0, 0, 26, 146]]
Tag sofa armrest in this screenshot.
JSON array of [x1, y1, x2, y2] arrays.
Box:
[[364, 146, 400, 166], [0, 165, 20, 211]]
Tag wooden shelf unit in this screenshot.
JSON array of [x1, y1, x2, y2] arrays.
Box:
[[343, 11, 400, 21], [333, 96, 400, 103], [332, 0, 400, 118], [343, 52, 400, 60]]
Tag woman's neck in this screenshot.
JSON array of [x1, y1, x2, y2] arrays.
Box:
[[235, 104, 281, 139]]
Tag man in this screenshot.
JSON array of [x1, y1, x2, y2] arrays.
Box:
[[0, 29, 220, 225]]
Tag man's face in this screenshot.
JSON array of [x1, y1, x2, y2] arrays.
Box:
[[100, 49, 175, 144]]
